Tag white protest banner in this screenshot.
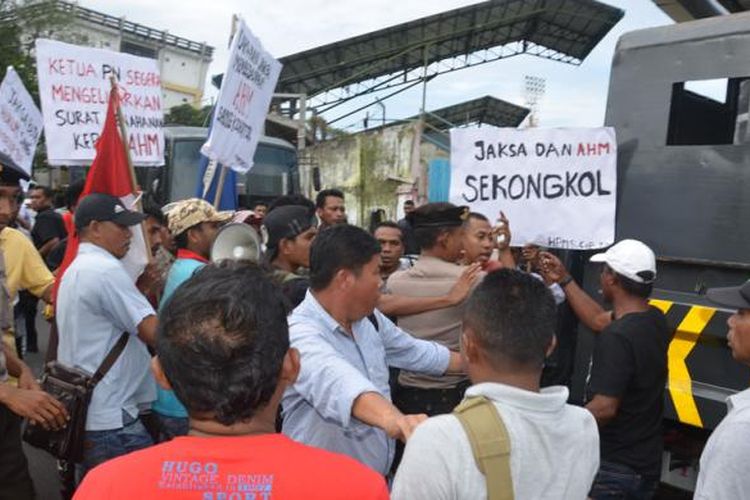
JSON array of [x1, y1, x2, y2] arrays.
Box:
[[201, 18, 282, 173], [35, 39, 164, 166], [0, 67, 43, 176], [450, 127, 617, 250]]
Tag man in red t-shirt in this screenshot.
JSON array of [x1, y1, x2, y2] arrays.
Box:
[[74, 263, 388, 499]]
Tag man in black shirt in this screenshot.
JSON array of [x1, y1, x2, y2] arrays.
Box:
[[397, 200, 419, 255], [29, 185, 66, 258], [540, 240, 671, 499], [17, 186, 65, 354]]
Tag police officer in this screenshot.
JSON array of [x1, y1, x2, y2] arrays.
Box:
[[387, 202, 477, 416]]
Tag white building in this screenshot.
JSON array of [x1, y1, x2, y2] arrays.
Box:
[[32, 1, 214, 111]]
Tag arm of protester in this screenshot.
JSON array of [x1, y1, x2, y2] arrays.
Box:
[[586, 329, 631, 425], [585, 394, 621, 426], [4, 342, 40, 390], [136, 262, 163, 298], [100, 265, 157, 346], [136, 315, 158, 347], [494, 211, 516, 269], [37, 237, 61, 258], [290, 325, 386, 429], [0, 384, 68, 430], [352, 392, 427, 442], [539, 251, 611, 333], [40, 283, 53, 304], [0, 346, 68, 429], [375, 310, 452, 376], [18, 235, 55, 303], [378, 264, 482, 316], [445, 351, 465, 374]]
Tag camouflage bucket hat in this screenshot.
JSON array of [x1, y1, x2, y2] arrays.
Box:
[[165, 198, 233, 236]]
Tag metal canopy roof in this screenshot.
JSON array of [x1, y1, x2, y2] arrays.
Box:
[[276, 0, 623, 109], [411, 95, 530, 130]]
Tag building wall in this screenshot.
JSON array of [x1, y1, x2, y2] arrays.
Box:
[[309, 122, 448, 227], [32, 11, 212, 111]]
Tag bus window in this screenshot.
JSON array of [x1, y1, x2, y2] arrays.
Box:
[[170, 139, 203, 201], [245, 144, 298, 198]]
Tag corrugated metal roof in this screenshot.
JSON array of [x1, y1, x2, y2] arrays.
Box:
[[276, 0, 623, 98], [412, 95, 530, 129]]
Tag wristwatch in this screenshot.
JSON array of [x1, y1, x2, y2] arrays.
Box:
[[559, 275, 574, 287]]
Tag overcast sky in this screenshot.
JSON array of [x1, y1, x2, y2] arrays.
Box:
[[77, 0, 673, 129]]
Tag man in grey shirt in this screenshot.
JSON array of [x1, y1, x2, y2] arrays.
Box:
[[282, 225, 464, 475], [694, 280, 750, 498]]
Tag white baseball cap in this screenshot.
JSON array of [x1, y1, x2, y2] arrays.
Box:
[[590, 239, 656, 284]]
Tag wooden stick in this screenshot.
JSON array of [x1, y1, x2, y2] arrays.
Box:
[[110, 76, 152, 264], [213, 165, 228, 208]]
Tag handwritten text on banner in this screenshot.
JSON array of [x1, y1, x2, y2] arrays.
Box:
[[449, 127, 617, 250]]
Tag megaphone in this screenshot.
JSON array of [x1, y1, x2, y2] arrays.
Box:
[[210, 223, 262, 263]]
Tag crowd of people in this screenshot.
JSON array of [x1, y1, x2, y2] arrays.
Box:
[[1, 158, 750, 500]]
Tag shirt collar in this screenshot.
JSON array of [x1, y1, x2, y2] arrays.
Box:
[[465, 382, 570, 413], [78, 242, 116, 259], [727, 387, 750, 413], [177, 248, 209, 263], [300, 289, 350, 336]]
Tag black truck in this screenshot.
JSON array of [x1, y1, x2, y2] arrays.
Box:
[[570, 13, 750, 492]]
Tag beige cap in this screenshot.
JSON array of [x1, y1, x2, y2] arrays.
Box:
[[166, 198, 232, 236]]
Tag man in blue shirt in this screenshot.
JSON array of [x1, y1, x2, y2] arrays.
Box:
[[282, 225, 465, 475], [152, 198, 231, 440], [57, 193, 158, 479]]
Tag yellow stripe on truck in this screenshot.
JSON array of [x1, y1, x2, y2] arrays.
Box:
[[668, 306, 716, 428], [649, 299, 716, 429]]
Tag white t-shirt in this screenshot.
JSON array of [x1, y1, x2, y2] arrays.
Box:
[[694, 387, 750, 499], [392, 382, 599, 500]]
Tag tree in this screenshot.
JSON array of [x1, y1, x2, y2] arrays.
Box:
[[164, 103, 213, 127], [1, 1, 87, 173], [0, 0, 86, 100]]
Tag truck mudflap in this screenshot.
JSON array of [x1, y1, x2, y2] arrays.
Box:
[[649, 297, 750, 431]]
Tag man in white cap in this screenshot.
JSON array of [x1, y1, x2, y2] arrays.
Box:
[[539, 240, 671, 500], [692, 280, 750, 499]]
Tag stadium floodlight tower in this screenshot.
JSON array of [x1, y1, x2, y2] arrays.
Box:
[[523, 75, 546, 127]]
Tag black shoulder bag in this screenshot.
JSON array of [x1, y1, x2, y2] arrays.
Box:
[[23, 332, 129, 462]]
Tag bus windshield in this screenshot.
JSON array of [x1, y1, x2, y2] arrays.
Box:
[[168, 139, 299, 203]]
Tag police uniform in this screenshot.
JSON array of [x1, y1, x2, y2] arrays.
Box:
[[386, 205, 474, 417]]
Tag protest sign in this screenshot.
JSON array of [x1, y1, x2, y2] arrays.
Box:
[[450, 127, 617, 250], [35, 39, 164, 166], [201, 18, 282, 173], [0, 67, 43, 176]]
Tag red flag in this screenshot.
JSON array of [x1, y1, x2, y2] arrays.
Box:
[[53, 88, 148, 304]]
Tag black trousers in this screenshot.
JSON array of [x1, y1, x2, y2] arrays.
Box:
[[0, 404, 34, 500], [18, 292, 39, 353]]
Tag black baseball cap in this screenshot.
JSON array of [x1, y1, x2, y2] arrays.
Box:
[[706, 280, 750, 310], [0, 151, 30, 185], [75, 193, 147, 230], [262, 205, 317, 249]]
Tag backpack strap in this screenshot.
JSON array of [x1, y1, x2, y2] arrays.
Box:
[[453, 396, 514, 500]]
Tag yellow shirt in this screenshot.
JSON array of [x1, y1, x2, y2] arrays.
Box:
[[0, 227, 54, 301], [1, 227, 54, 369]]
